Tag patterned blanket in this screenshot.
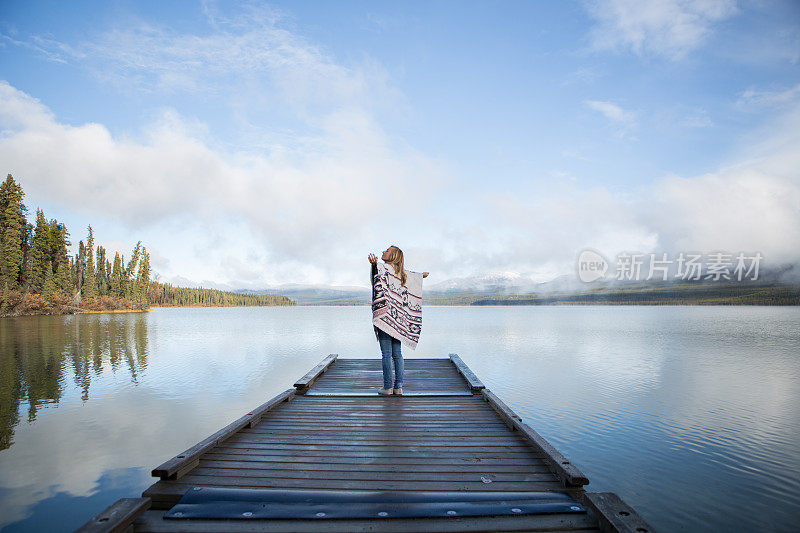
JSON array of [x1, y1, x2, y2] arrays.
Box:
[[371, 262, 423, 350]]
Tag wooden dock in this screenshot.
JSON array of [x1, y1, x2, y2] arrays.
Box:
[[79, 355, 654, 532]]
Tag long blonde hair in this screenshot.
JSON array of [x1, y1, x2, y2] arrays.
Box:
[[386, 245, 407, 287]]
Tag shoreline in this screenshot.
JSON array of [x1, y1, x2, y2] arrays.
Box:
[[1, 303, 295, 319], [0, 307, 151, 319]]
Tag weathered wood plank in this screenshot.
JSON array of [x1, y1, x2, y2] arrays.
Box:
[[273, 404, 488, 410], [229, 434, 527, 446], [188, 466, 557, 482], [293, 353, 338, 393], [257, 415, 506, 423], [151, 389, 295, 480], [211, 444, 546, 460], [306, 387, 472, 394], [264, 409, 497, 415], [311, 382, 466, 386], [276, 400, 489, 406], [317, 372, 461, 377], [332, 358, 452, 363], [179, 475, 564, 489], [449, 353, 486, 392], [263, 411, 496, 417], [75, 497, 150, 533], [198, 459, 552, 473], [481, 390, 589, 487], [320, 370, 459, 374], [325, 368, 456, 371], [216, 440, 530, 454], [289, 396, 486, 401], [203, 451, 547, 463], [145, 477, 569, 497], [236, 427, 524, 438], [580, 492, 655, 533], [252, 422, 511, 430], [264, 405, 493, 412], [239, 424, 520, 434]]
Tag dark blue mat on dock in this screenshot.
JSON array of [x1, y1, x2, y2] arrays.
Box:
[[164, 487, 587, 520]]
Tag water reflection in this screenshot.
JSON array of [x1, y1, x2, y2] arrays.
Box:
[[0, 306, 798, 532], [0, 313, 149, 450]]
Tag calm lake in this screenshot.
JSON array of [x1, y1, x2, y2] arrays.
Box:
[[1, 305, 799, 532]]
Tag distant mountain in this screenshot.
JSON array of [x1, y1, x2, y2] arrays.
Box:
[[238, 284, 369, 305], [427, 272, 543, 295], [171, 262, 800, 306]]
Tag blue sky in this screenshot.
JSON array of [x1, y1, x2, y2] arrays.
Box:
[[1, 0, 799, 288]]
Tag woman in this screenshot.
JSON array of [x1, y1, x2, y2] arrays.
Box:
[[368, 246, 429, 396]]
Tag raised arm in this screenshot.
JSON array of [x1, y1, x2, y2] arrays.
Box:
[[407, 268, 429, 278]]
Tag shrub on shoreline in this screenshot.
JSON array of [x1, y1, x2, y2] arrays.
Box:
[[0, 289, 147, 317]]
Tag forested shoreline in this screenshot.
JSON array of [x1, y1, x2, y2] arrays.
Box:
[[150, 284, 292, 307], [0, 174, 293, 317]]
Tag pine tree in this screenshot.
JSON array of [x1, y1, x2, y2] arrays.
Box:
[[69, 256, 79, 296], [124, 242, 141, 299], [82, 226, 97, 298], [21, 220, 33, 290], [42, 261, 57, 300], [136, 247, 151, 302], [96, 245, 108, 295], [56, 259, 71, 295], [0, 175, 26, 291], [76, 241, 85, 295], [50, 221, 70, 271], [27, 209, 49, 294], [110, 252, 122, 298], [51, 222, 72, 293]]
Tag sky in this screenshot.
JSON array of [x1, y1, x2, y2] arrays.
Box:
[[1, 0, 799, 289]]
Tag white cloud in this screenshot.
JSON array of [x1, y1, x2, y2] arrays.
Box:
[[24, 4, 400, 119], [650, 169, 800, 259], [0, 5, 448, 287], [482, 99, 800, 273], [0, 81, 449, 285], [738, 83, 800, 108], [585, 100, 638, 136], [586, 0, 738, 59], [3, 78, 798, 288], [646, 100, 800, 263], [585, 100, 635, 123]]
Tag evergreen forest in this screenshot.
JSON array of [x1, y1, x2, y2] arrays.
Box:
[[0, 174, 293, 316]]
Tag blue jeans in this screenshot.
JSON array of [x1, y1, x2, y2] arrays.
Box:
[[377, 328, 404, 389]]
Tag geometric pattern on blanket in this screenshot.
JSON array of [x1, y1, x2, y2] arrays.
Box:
[[371, 262, 423, 350]]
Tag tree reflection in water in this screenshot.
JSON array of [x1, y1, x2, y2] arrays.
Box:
[[0, 313, 149, 450]]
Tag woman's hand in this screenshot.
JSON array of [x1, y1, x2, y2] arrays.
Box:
[[368, 253, 378, 265], [422, 272, 429, 278]]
